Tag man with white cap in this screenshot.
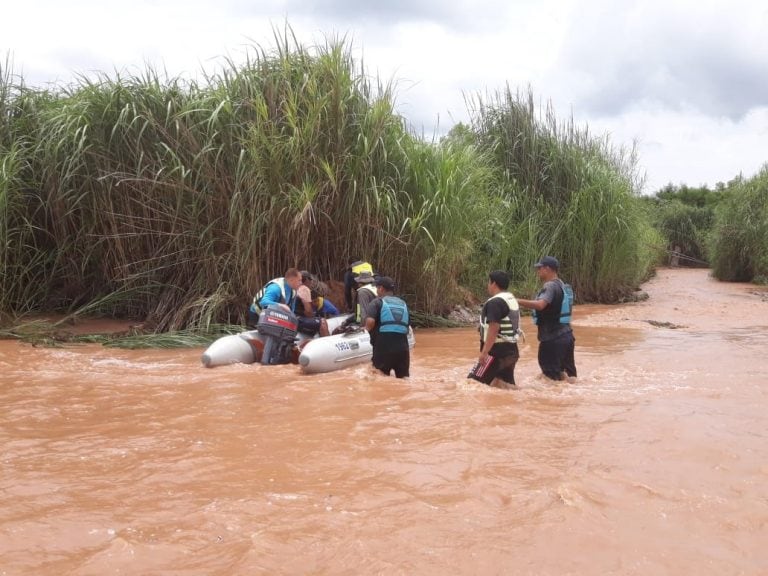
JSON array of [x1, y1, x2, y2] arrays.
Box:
[[335, 269, 379, 333]]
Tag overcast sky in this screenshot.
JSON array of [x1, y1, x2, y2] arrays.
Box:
[[4, 0, 767, 192]]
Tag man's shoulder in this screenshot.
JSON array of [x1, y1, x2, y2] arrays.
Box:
[[484, 295, 508, 317], [366, 296, 383, 309]]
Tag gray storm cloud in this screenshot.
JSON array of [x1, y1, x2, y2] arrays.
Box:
[[554, 1, 768, 120]]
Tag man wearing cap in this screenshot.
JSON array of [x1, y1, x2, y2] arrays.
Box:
[[517, 256, 577, 381], [336, 269, 379, 333], [364, 276, 411, 378], [343, 258, 375, 310]]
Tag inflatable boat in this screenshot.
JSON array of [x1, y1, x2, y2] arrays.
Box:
[[201, 310, 351, 368], [298, 326, 416, 374]]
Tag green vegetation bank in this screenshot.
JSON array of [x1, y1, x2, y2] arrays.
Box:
[[9, 33, 756, 340]]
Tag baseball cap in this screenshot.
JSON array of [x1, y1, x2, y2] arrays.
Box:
[[534, 256, 559, 270], [355, 271, 375, 283], [374, 276, 396, 290]]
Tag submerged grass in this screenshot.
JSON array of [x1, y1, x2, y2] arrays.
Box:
[[0, 316, 241, 348]]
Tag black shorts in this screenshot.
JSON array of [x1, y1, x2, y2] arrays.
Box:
[[297, 316, 322, 336], [538, 331, 577, 380], [372, 349, 410, 378], [468, 347, 519, 386]]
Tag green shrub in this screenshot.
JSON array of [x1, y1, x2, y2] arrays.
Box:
[[709, 167, 768, 282]]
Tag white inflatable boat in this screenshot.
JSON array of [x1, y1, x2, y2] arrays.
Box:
[[298, 326, 416, 374], [201, 313, 351, 368]]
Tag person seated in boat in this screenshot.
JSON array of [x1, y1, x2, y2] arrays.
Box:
[[334, 270, 378, 333], [247, 267, 303, 328], [295, 271, 331, 339], [311, 284, 340, 318], [343, 258, 375, 311], [296, 271, 330, 336]]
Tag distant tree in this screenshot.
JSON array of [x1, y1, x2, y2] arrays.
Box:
[[644, 183, 728, 266], [441, 122, 476, 148], [653, 183, 726, 208]]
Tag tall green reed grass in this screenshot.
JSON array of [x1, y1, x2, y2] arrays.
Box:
[[467, 88, 661, 301], [709, 167, 768, 282], [1, 38, 668, 333]]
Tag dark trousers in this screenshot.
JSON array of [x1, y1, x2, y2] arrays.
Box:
[[538, 331, 577, 380], [372, 349, 410, 378]]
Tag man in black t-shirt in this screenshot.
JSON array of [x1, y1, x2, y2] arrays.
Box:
[[468, 270, 521, 389]]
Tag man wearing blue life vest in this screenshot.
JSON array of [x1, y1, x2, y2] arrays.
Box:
[[247, 268, 304, 328], [468, 270, 521, 389], [517, 256, 577, 381], [363, 276, 411, 378]]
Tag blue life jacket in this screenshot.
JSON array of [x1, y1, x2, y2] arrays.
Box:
[[379, 296, 409, 334], [532, 279, 573, 325]]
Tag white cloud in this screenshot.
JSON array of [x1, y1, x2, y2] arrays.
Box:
[[2, 0, 766, 192]]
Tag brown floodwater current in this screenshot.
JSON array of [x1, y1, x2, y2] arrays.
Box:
[[1, 268, 767, 575]]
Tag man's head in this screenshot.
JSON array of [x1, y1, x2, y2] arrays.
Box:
[[351, 260, 374, 278], [533, 256, 559, 280], [355, 271, 375, 284], [300, 270, 316, 286], [284, 267, 303, 290], [374, 276, 396, 295], [488, 270, 509, 294]]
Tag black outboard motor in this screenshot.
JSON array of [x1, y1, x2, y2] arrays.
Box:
[[257, 307, 299, 365]]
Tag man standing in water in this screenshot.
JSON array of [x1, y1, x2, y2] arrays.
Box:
[[468, 270, 521, 389], [364, 276, 410, 378], [517, 256, 577, 381]]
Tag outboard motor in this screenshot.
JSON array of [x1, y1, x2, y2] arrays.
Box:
[[257, 307, 299, 365]]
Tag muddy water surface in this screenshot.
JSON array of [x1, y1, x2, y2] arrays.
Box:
[[1, 268, 767, 575]]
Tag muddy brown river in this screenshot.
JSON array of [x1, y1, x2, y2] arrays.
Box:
[[1, 268, 767, 575]]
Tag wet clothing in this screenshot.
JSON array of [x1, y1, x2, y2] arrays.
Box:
[[372, 349, 411, 379], [343, 270, 355, 310], [533, 280, 572, 342], [365, 295, 410, 378], [479, 292, 520, 345], [468, 349, 519, 386], [348, 283, 378, 325], [248, 277, 297, 327], [297, 316, 323, 336], [532, 279, 577, 380], [257, 279, 296, 312], [294, 291, 340, 335], [314, 297, 339, 317], [538, 331, 577, 380], [469, 292, 520, 386], [344, 261, 374, 309]]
